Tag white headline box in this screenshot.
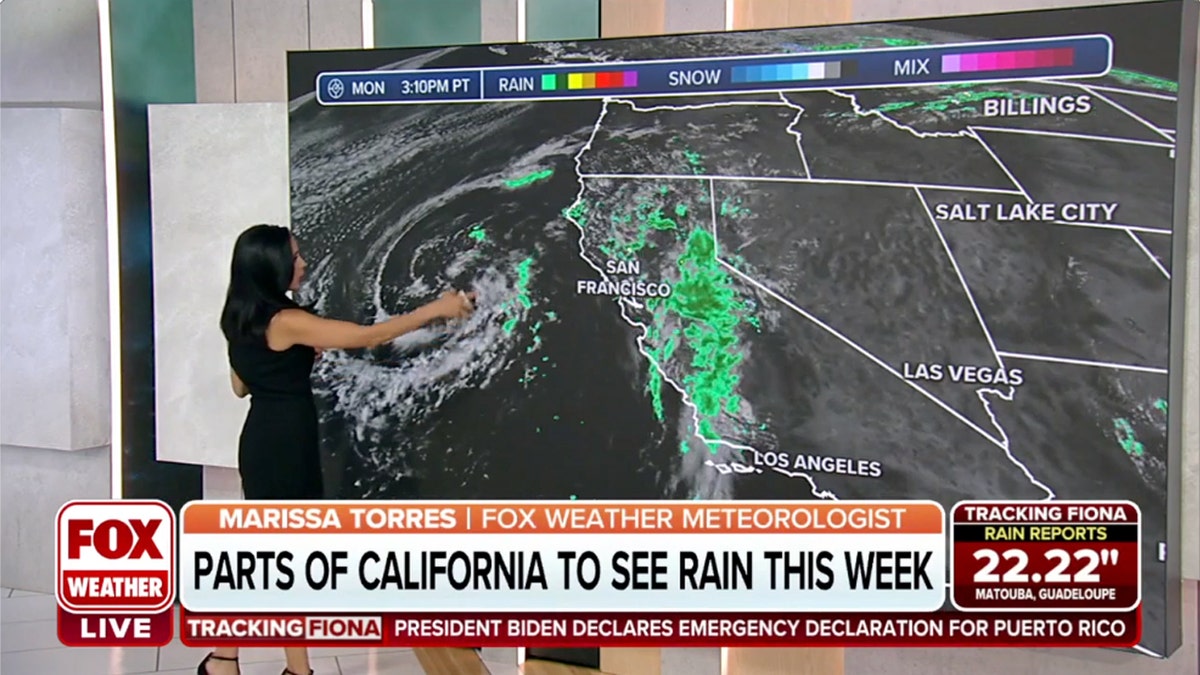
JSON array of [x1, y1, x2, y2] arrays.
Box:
[[178, 500, 946, 613]]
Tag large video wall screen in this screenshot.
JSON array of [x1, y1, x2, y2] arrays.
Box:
[[287, 0, 1195, 656]]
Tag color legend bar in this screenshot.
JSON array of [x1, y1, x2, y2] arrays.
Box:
[[316, 34, 1111, 105], [541, 70, 637, 91], [731, 61, 855, 84], [942, 48, 1075, 74]]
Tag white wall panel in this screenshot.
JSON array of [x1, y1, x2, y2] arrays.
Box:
[[308, 0, 365, 50], [232, 0, 310, 102], [193, 0, 237, 103], [149, 102, 290, 469]]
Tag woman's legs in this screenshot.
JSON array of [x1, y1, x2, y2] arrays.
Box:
[[202, 646, 308, 674], [201, 648, 239, 674], [283, 647, 311, 674]]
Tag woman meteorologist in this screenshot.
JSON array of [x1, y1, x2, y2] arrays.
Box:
[[199, 224, 475, 675]]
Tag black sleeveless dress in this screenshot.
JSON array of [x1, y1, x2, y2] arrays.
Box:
[[228, 338, 324, 500]]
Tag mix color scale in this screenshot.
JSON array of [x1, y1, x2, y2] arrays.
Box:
[[942, 48, 1075, 74]]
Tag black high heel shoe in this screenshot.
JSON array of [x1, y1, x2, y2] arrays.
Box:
[[282, 669, 313, 675], [197, 653, 239, 675]]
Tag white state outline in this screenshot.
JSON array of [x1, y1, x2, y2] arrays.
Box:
[[1038, 78, 1178, 101], [564, 66, 1175, 503], [913, 186, 1054, 498], [1048, 220, 1171, 236], [969, 124, 1175, 149], [615, 98, 791, 111], [948, 499, 1142, 614], [956, 125, 1176, 342], [714, 258, 1007, 451], [995, 352, 1168, 375], [573, 86, 1167, 498], [579, 172, 1026, 196], [825, 88, 977, 140], [968, 130, 1034, 200], [785, 85, 1167, 487], [819, 82, 1181, 316], [823, 87, 1180, 259], [964, 125, 1175, 276], [562, 99, 820, 495], [777, 93, 812, 178], [1079, 85, 1177, 143], [826, 88, 1175, 160], [1126, 229, 1171, 279], [594, 89, 1033, 467]]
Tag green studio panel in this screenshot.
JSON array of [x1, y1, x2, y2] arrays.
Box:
[[374, 0, 483, 47], [110, 0, 197, 103], [527, 0, 600, 41], [108, 0, 203, 505]]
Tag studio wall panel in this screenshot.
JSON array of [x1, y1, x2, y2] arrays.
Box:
[[0, 0, 102, 105], [663, 0, 726, 34], [727, 648, 845, 675], [731, 0, 852, 30], [1, 109, 71, 451], [599, 0, 665, 38], [109, 0, 204, 505], [374, 0, 482, 48], [601, 648, 663, 675], [307, 0, 365, 50], [480, 0, 518, 43], [203, 465, 244, 500], [1, 444, 110, 593], [852, 0, 1133, 22], [0, 0, 112, 594], [661, 648, 721, 675], [192, 0, 236, 103], [0, 109, 108, 451], [527, 0, 600, 41], [149, 102, 290, 470], [62, 109, 113, 449], [232, 0, 310, 101], [111, 0, 197, 104]]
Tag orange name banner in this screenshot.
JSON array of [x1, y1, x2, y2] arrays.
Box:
[[182, 500, 944, 535]]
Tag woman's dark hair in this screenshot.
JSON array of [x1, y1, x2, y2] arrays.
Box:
[[220, 224, 300, 343]]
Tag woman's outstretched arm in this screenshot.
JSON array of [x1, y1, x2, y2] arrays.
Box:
[[267, 290, 474, 351]]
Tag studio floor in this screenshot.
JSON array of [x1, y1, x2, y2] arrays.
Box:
[[0, 588, 600, 675]]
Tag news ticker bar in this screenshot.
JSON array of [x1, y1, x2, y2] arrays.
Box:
[[314, 34, 1111, 106], [55, 607, 1141, 649]]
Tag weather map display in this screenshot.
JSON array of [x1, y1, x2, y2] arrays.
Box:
[[286, 1, 1195, 656]]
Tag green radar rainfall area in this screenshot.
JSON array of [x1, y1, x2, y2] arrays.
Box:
[[505, 168, 554, 189], [568, 176, 763, 455]]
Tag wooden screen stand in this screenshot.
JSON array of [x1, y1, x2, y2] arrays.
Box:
[[725, 648, 845, 675]]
